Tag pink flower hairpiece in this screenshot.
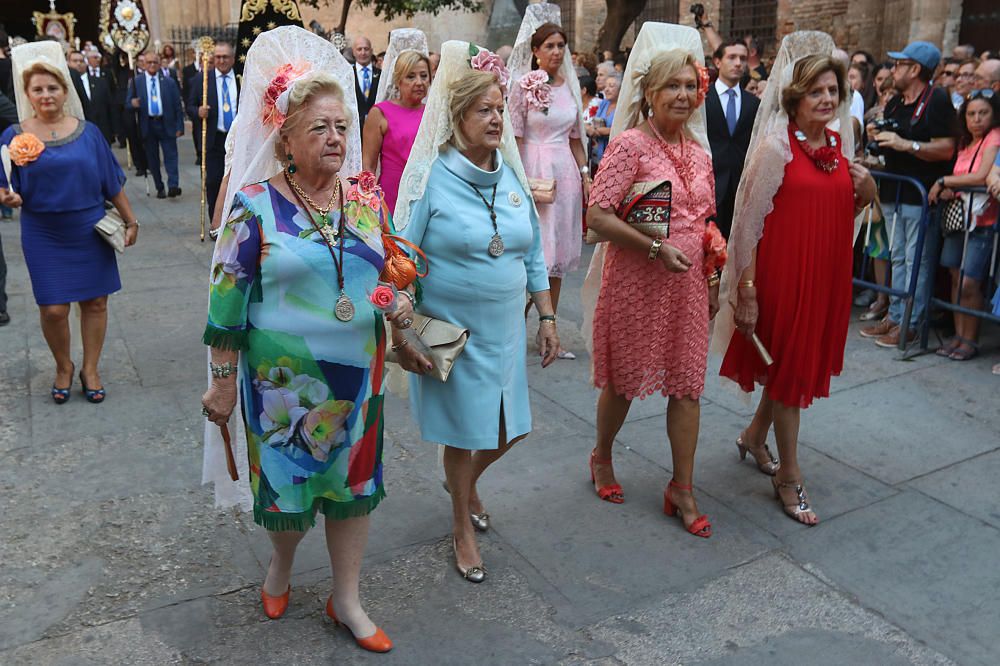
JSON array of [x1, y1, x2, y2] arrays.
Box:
[[468, 44, 510, 95], [694, 62, 710, 106], [262, 62, 312, 129]]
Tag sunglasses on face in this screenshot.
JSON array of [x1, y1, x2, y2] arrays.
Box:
[[968, 89, 996, 100]]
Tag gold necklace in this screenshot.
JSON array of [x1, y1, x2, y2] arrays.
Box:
[[286, 171, 340, 221]]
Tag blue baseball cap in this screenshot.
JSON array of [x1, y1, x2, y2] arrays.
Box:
[[887, 41, 941, 71]]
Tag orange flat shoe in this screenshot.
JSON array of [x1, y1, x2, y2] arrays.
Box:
[[261, 585, 290, 619], [589, 450, 624, 503], [663, 480, 711, 538], [325, 595, 393, 653]]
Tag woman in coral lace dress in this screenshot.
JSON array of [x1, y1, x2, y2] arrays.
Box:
[[509, 19, 589, 358], [717, 48, 876, 526], [584, 27, 722, 539]]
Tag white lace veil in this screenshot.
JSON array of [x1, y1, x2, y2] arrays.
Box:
[[581, 22, 708, 359], [374, 28, 429, 104], [392, 40, 532, 232], [711, 30, 854, 361], [204, 25, 363, 510], [11, 41, 85, 122], [506, 1, 587, 142]]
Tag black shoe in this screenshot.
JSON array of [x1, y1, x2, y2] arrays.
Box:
[[195, 157, 201, 166], [104, 201, 113, 210], [136, 169, 147, 177], [156, 190, 167, 199], [0, 312, 9, 326], [168, 187, 182, 198]]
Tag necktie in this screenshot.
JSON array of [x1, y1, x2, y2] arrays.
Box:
[[150, 76, 161, 116], [362, 66, 370, 96], [221, 74, 234, 131], [725, 88, 738, 136], [91, 68, 98, 78]]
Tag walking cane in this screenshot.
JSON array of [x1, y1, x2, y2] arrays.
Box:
[[199, 36, 215, 242]]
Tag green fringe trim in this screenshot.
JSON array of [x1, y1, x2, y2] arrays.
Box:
[[251, 486, 387, 532], [318, 486, 386, 521], [202, 324, 249, 351], [412, 278, 424, 307], [252, 506, 315, 532]]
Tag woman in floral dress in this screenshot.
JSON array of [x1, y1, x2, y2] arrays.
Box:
[[201, 31, 416, 652], [509, 21, 589, 358], [583, 32, 722, 539]]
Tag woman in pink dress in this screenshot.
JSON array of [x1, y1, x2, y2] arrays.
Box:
[[362, 50, 429, 214], [509, 22, 589, 358], [584, 40, 720, 538]]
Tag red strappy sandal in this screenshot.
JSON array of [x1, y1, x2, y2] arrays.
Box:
[[589, 450, 624, 504], [663, 480, 711, 538]]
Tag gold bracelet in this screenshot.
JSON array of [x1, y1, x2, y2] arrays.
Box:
[[647, 238, 663, 261], [706, 273, 720, 287], [738, 279, 755, 289]]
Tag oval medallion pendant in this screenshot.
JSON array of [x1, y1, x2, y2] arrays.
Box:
[[488, 233, 505, 257], [335, 292, 355, 322]]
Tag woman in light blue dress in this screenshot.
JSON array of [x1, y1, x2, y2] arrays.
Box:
[[393, 42, 560, 583]]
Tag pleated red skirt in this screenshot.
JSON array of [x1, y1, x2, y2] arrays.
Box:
[[720, 136, 855, 409]]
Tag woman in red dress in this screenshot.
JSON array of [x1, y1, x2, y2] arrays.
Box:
[[717, 51, 876, 525]]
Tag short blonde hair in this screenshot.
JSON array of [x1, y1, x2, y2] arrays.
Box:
[[22, 62, 68, 94], [781, 55, 848, 118], [393, 50, 431, 89], [274, 72, 350, 163], [448, 69, 501, 151], [639, 49, 700, 121]]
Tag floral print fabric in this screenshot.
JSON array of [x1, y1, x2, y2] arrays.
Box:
[[204, 180, 388, 530]]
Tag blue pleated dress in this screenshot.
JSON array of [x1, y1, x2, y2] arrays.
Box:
[[400, 147, 549, 450], [0, 121, 125, 305]]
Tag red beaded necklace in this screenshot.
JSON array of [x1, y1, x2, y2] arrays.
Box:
[[790, 123, 840, 174], [648, 119, 693, 189]]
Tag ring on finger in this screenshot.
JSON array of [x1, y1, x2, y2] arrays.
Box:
[[201, 406, 210, 417], [401, 318, 413, 329]]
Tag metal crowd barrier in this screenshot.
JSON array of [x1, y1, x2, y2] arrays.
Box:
[[854, 171, 931, 353], [920, 185, 1000, 350]]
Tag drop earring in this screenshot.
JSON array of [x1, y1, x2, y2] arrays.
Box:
[[286, 153, 297, 174]]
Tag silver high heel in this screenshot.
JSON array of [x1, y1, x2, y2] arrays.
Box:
[[452, 537, 486, 583], [470, 512, 490, 532], [442, 480, 490, 532], [736, 433, 779, 476]]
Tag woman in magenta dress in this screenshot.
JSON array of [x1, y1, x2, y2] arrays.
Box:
[[509, 21, 589, 358], [583, 30, 721, 539], [362, 50, 429, 214], [717, 50, 876, 526]]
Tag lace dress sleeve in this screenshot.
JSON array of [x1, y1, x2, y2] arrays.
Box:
[[508, 81, 527, 138], [590, 131, 640, 211]]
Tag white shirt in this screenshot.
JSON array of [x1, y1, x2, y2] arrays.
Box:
[[215, 70, 237, 132], [144, 71, 161, 116], [355, 62, 373, 94], [80, 72, 92, 100], [850, 90, 864, 127], [715, 78, 742, 121]]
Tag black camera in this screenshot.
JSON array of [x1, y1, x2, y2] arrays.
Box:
[[690, 4, 705, 28], [866, 118, 901, 156]]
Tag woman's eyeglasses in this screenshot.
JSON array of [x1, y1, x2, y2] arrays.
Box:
[[967, 89, 996, 100]]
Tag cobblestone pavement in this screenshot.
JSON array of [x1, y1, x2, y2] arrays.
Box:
[[1, 142, 998, 665]]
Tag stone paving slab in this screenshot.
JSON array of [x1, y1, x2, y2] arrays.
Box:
[[2, 142, 999, 664]]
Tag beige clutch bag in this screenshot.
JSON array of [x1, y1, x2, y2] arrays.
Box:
[[385, 313, 469, 382], [528, 178, 556, 204], [94, 209, 126, 253]]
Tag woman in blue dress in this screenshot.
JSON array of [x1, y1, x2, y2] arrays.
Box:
[[0, 46, 139, 404], [392, 42, 560, 583]]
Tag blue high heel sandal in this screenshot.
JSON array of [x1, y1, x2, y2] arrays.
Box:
[[79, 370, 106, 404]]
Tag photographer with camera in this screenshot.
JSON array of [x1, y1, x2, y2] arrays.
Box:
[[860, 42, 956, 348]]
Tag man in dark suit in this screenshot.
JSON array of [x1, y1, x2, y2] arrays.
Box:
[[704, 39, 759, 239], [187, 42, 239, 219], [128, 52, 185, 199], [182, 49, 202, 164], [70, 54, 116, 143], [352, 36, 380, 130]]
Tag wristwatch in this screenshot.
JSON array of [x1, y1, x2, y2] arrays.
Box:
[[911, 141, 921, 153]]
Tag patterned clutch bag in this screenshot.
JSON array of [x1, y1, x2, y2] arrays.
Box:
[[585, 180, 671, 245]]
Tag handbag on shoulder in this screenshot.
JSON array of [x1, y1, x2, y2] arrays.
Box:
[[94, 209, 126, 253], [585, 179, 672, 245]]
